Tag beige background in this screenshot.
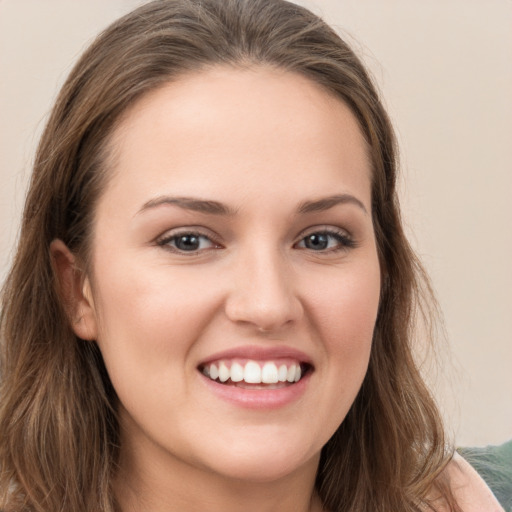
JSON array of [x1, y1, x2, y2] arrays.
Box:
[[1, 0, 511, 447]]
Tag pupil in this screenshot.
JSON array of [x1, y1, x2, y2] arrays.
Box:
[[176, 235, 200, 251], [306, 233, 328, 250]]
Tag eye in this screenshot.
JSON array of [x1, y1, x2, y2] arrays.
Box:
[[157, 231, 219, 253], [295, 229, 355, 252]]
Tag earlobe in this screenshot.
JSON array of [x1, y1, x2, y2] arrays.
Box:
[[50, 239, 98, 341]]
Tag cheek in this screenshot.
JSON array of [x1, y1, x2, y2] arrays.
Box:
[[89, 263, 227, 439], [93, 257, 213, 341], [305, 258, 380, 408], [89, 259, 222, 394], [294, 257, 380, 444], [308, 261, 380, 351]]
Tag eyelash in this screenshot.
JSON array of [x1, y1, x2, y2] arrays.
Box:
[[295, 228, 356, 253], [156, 230, 220, 254], [156, 228, 356, 255]]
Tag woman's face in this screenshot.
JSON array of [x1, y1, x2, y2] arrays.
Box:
[[82, 67, 381, 485]]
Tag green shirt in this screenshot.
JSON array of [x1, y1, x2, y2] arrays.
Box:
[[458, 440, 512, 512]]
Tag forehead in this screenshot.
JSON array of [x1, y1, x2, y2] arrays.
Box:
[[101, 65, 371, 213]]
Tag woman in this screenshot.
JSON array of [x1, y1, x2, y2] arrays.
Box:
[[0, 0, 503, 511]]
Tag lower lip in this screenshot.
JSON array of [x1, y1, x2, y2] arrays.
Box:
[[199, 372, 311, 410]]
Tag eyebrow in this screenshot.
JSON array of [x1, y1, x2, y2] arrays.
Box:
[[137, 193, 367, 217], [137, 196, 237, 216], [297, 194, 368, 215]]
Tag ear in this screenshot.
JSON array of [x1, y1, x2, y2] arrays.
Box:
[[50, 239, 98, 341]]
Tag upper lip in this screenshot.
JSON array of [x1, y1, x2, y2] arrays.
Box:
[[198, 345, 313, 367]]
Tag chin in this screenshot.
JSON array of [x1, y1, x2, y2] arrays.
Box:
[[212, 453, 319, 484], [194, 426, 322, 483]]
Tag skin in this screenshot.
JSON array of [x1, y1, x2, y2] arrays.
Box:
[[447, 454, 505, 512], [50, 66, 506, 512], [55, 66, 382, 511]]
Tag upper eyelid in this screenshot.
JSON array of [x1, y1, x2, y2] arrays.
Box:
[[295, 225, 352, 240], [155, 226, 219, 243]]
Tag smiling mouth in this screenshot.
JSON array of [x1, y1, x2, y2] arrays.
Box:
[[199, 360, 312, 388]]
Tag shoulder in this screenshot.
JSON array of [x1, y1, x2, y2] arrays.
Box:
[[444, 452, 505, 512]]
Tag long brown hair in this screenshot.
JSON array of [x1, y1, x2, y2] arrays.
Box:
[[0, 1, 458, 510]]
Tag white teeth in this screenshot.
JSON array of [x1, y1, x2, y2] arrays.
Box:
[[230, 362, 244, 382], [202, 360, 305, 385], [218, 361, 230, 382], [261, 362, 278, 384], [278, 364, 288, 382], [244, 361, 262, 383]]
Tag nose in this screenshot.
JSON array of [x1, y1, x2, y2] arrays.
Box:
[[224, 247, 303, 332]]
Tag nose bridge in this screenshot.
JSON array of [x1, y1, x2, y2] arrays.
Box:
[[225, 239, 302, 331]]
